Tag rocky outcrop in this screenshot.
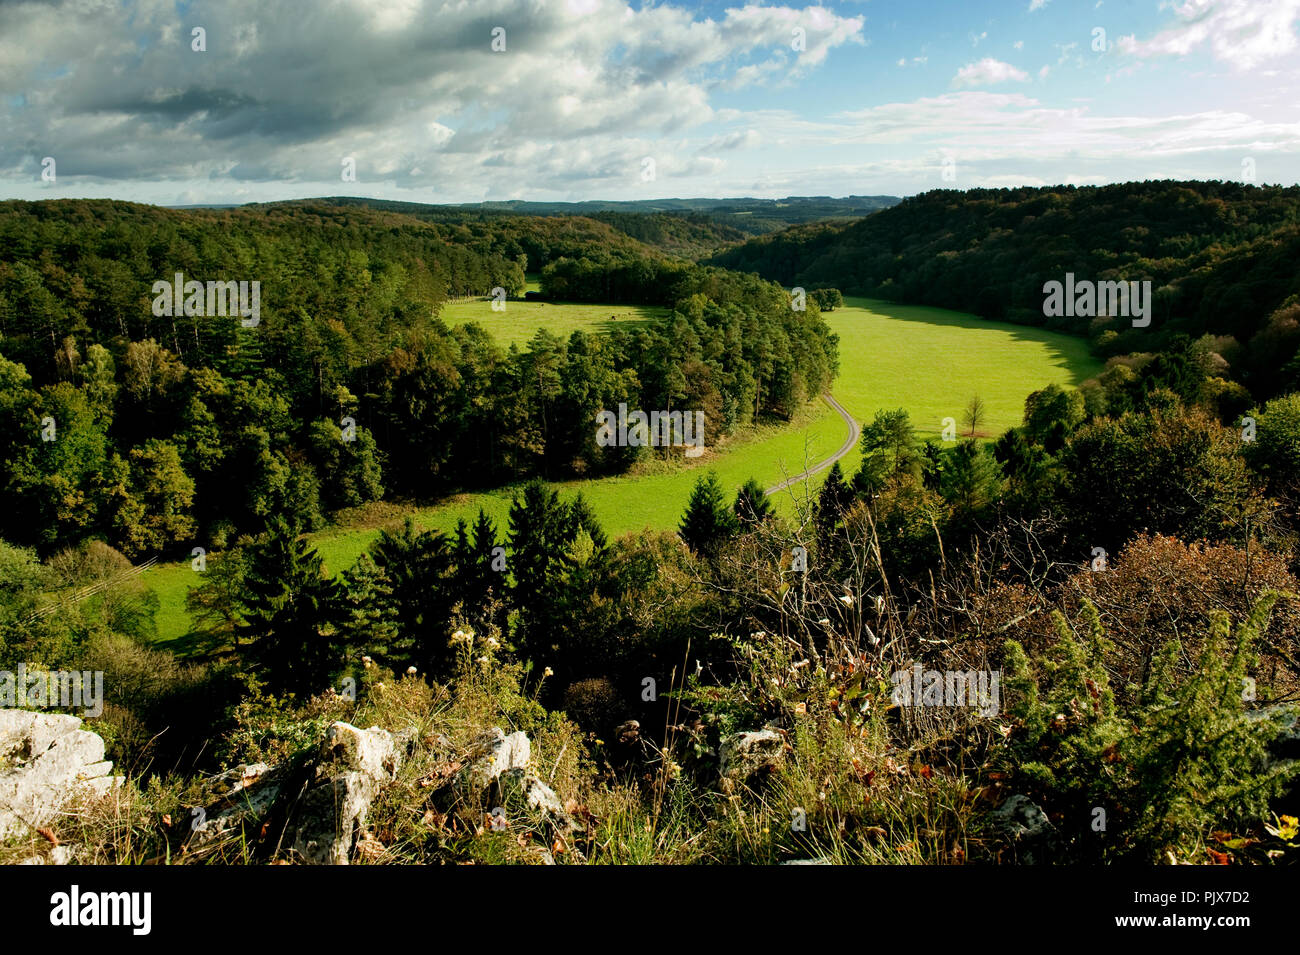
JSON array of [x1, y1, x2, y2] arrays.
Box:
[[719, 728, 786, 783], [189, 721, 403, 865], [185, 721, 578, 864], [457, 727, 531, 793], [291, 722, 403, 864], [451, 726, 577, 835], [992, 794, 1057, 864], [0, 710, 120, 840]]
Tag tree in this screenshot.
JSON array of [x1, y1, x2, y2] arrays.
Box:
[[734, 476, 774, 528], [679, 471, 737, 556], [307, 417, 384, 511], [962, 394, 987, 438], [509, 480, 571, 609], [237, 519, 343, 695], [369, 518, 457, 674], [811, 288, 843, 312], [1023, 384, 1085, 452], [1244, 392, 1300, 509], [941, 439, 1002, 512], [1063, 399, 1263, 547], [106, 439, 197, 558], [815, 461, 855, 533], [855, 408, 919, 494]]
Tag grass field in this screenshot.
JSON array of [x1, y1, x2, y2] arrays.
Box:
[[142, 296, 1100, 651], [439, 297, 668, 349], [822, 297, 1100, 476]]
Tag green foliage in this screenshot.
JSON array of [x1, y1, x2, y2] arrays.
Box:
[[733, 476, 774, 527], [855, 408, 919, 494], [237, 519, 344, 696], [678, 471, 737, 557], [1063, 399, 1263, 547], [1003, 596, 1299, 861]]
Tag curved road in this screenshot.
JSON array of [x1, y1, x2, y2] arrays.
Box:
[[764, 392, 860, 496]]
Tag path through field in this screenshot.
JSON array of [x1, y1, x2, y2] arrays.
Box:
[[764, 392, 858, 495]]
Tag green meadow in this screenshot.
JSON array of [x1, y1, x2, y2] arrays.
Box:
[[142, 296, 1100, 651], [439, 294, 668, 349]]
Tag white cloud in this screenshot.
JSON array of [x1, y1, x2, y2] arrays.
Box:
[[1117, 0, 1300, 70], [1029, 0, 1050, 11], [953, 58, 1030, 87], [0, 0, 865, 196]]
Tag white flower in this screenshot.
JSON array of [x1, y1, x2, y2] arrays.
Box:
[[406, 666, 418, 675], [818, 618, 830, 627], [543, 667, 554, 678], [477, 656, 490, 665], [485, 636, 500, 650], [839, 594, 854, 607]]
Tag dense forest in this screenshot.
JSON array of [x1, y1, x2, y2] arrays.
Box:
[[0, 199, 836, 558], [713, 181, 1300, 401]]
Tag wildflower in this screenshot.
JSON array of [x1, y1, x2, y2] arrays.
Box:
[[818, 618, 830, 627], [839, 594, 854, 607], [362, 655, 374, 669], [477, 656, 490, 665], [485, 636, 500, 650], [406, 666, 418, 675], [375, 682, 385, 690], [450, 630, 470, 645], [543, 667, 554, 678]]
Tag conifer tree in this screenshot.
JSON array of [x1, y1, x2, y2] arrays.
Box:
[[679, 471, 737, 556], [734, 476, 774, 527], [238, 518, 343, 695]]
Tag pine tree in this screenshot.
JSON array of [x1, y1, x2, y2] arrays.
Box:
[[508, 480, 570, 617], [734, 476, 774, 527], [337, 551, 403, 666], [815, 461, 854, 533], [238, 518, 343, 695], [679, 471, 737, 556], [370, 517, 457, 675], [566, 492, 608, 552], [941, 439, 1002, 512]]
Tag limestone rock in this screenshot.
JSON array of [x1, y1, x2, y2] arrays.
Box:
[[0, 710, 120, 839], [992, 794, 1056, 863], [458, 727, 531, 792], [291, 722, 402, 865], [719, 729, 786, 782]]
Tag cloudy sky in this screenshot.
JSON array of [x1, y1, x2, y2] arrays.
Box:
[[2, 0, 1298, 205]]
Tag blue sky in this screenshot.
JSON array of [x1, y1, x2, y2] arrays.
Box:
[[1, 0, 1296, 204]]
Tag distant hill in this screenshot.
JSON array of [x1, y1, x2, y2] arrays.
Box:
[[256, 195, 900, 258], [709, 181, 1300, 396]]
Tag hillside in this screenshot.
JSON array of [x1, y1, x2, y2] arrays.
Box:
[[711, 181, 1300, 396]]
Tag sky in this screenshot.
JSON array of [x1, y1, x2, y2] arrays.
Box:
[[1, 0, 1298, 205]]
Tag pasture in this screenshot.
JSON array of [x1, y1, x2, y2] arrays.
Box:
[[142, 296, 1100, 651]]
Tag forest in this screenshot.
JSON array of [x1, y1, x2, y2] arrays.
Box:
[[0, 199, 836, 557], [2, 186, 1299, 866]]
